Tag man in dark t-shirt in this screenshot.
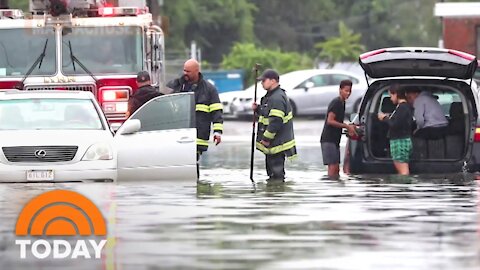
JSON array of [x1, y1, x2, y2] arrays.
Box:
[[320, 80, 357, 179], [128, 71, 162, 116]]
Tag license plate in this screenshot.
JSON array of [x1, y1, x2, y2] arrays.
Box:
[[26, 170, 54, 181]]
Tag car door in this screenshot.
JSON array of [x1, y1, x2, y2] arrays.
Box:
[[291, 74, 338, 114], [114, 93, 196, 181]]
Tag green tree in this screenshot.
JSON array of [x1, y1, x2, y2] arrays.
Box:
[[250, 0, 337, 53], [12, 0, 480, 65], [315, 21, 365, 67], [334, 0, 441, 50], [221, 42, 312, 85], [162, 0, 256, 64], [8, 0, 28, 10], [249, 0, 480, 53]]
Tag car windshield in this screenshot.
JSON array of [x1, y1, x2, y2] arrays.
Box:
[[243, 71, 343, 92], [61, 26, 143, 75], [0, 28, 56, 77], [378, 89, 462, 117], [0, 98, 103, 130], [280, 71, 320, 89]]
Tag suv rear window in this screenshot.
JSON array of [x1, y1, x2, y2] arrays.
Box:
[[331, 74, 359, 85], [376, 90, 461, 115], [369, 87, 467, 160]]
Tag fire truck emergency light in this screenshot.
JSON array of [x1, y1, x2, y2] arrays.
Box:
[[0, 9, 24, 19], [98, 7, 147, 17]]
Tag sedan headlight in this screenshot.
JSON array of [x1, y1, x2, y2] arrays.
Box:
[[82, 143, 113, 161]]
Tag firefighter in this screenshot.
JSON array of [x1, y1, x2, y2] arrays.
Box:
[[252, 69, 297, 182], [167, 59, 223, 178], [127, 71, 162, 116]]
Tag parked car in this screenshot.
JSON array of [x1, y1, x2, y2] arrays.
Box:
[[0, 90, 196, 182], [347, 47, 480, 174], [219, 69, 367, 118]]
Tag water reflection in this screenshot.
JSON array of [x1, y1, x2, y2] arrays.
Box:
[[0, 142, 478, 269], [202, 143, 326, 172]]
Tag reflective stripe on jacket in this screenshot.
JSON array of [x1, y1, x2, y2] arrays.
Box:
[[167, 73, 223, 152], [256, 86, 297, 157]]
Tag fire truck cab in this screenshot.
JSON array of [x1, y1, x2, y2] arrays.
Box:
[[0, 0, 165, 129]]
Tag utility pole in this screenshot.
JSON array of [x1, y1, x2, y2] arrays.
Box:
[[438, 0, 445, 48], [146, 0, 161, 25], [190, 41, 197, 60]]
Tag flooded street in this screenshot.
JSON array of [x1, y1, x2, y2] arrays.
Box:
[[0, 119, 479, 270]]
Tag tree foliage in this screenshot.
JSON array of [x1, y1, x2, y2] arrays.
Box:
[[8, 0, 28, 10], [9, 0, 480, 66], [162, 0, 256, 63], [221, 43, 312, 85], [315, 22, 365, 67], [164, 0, 458, 65], [342, 0, 436, 49], [250, 0, 337, 52]]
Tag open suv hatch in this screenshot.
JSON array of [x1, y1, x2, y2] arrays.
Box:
[[348, 47, 480, 174]]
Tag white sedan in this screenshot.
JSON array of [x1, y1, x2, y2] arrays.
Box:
[[0, 90, 196, 182], [220, 69, 367, 118]]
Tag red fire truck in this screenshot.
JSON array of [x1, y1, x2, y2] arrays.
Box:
[[0, 0, 165, 129]]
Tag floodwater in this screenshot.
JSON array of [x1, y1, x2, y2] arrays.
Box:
[[0, 120, 479, 270]]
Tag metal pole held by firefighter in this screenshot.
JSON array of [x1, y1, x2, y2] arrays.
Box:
[[250, 63, 261, 183]]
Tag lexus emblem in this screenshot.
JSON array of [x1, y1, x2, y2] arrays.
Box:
[[34, 150, 47, 158]]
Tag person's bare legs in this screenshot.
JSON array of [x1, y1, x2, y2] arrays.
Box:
[[343, 144, 350, 174], [393, 161, 409, 175], [327, 164, 340, 179]]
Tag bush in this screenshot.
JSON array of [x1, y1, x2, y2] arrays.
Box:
[[221, 43, 312, 86]]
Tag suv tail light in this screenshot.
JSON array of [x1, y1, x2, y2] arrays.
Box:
[[474, 127, 480, 142], [448, 49, 476, 61], [348, 133, 362, 141], [345, 126, 364, 141], [360, 49, 386, 60]]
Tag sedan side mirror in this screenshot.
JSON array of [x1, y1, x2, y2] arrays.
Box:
[[118, 119, 141, 135], [304, 81, 314, 91]]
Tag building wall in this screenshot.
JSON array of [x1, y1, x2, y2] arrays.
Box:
[[443, 18, 480, 55]]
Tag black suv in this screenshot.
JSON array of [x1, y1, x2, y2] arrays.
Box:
[[347, 47, 480, 174]]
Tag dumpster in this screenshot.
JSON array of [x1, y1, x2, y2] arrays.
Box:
[[202, 70, 244, 93]]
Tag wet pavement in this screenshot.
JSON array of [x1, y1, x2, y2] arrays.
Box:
[[0, 119, 479, 270]]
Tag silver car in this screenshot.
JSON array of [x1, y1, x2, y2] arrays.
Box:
[[220, 69, 367, 118], [0, 91, 197, 182]]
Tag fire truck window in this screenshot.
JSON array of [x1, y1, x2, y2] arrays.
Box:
[[131, 94, 195, 132], [0, 28, 56, 77], [61, 26, 143, 75]]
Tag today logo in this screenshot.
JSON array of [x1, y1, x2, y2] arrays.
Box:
[[15, 190, 107, 259]]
